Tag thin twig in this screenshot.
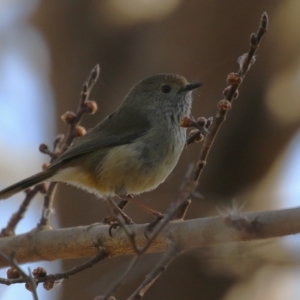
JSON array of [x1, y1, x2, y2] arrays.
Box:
[[1, 184, 47, 237], [61, 64, 100, 152], [172, 199, 191, 220], [100, 255, 141, 300], [37, 64, 100, 228], [0, 252, 39, 300], [127, 243, 179, 300], [37, 183, 58, 229], [27, 268, 39, 300], [0, 248, 107, 289], [40, 248, 107, 284], [178, 12, 268, 204]]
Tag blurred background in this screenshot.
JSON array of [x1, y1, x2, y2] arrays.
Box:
[[1, 0, 300, 299]]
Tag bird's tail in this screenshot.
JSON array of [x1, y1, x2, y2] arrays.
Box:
[[0, 168, 57, 200]]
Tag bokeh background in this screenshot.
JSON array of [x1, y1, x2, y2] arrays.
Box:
[[1, 0, 300, 299]]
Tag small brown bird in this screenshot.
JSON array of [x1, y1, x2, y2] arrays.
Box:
[[0, 74, 201, 200]]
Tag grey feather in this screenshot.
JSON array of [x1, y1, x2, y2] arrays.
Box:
[[51, 107, 151, 167]]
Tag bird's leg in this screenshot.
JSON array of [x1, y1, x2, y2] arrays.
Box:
[[116, 198, 129, 211], [102, 198, 129, 224], [104, 198, 135, 237], [118, 194, 164, 219], [118, 194, 164, 239], [103, 198, 133, 234]]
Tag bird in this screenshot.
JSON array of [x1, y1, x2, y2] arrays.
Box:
[[0, 74, 201, 201]]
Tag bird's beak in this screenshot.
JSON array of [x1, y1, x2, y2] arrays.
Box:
[[183, 82, 203, 91]]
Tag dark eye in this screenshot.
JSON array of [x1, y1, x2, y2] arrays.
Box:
[[160, 84, 171, 93]]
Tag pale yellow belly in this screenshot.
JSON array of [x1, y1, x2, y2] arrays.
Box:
[[52, 143, 181, 198], [95, 144, 178, 196]]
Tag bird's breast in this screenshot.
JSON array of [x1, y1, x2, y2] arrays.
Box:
[[53, 125, 187, 198], [94, 126, 186, 196]]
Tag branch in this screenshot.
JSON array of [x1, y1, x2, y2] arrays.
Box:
[[0, 206, 299, 268], [37, 65, 100, 229], [0, 185, 47, 237], [178, 12, 268, 203], [127, 243, 180, 300], [0, 249, 107, 290], [0, 252, 39, 299]]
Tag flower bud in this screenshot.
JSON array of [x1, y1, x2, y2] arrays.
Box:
[[7, 267, 20, 279], [180, 116, 194, 128], [74, 126, 86, 137], [39, 143, 49, 153], [83, 100, 98, 114], [61, 111, 76, 124], [42, 162, 51, 171], [33, 267, 47, 277], [227, 73, 242, 85], [43, 279, 55, 291]]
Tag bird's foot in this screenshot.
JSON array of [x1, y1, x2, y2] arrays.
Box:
[[103, 198, 134, 237]]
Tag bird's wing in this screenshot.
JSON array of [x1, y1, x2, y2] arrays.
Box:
[[51, 109, 151, 167]]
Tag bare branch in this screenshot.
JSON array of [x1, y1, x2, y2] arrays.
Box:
[[101, 255, 141, 300], [127, 243, 179, 300], [194, 12, 268, 183], [1, 185, 47, 237], [0, 252, 39, 300], [37, 64, 100, 228], [37, 183, 58, 229], [0, 205, 300, 268], [0, 249, 107, 289]]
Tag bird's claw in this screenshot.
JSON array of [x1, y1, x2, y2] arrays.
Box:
[[105, 217, 135, 237], [108, 222, 120, 237]]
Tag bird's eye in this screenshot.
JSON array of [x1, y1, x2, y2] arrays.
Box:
[[160, 84, 171, 93]]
